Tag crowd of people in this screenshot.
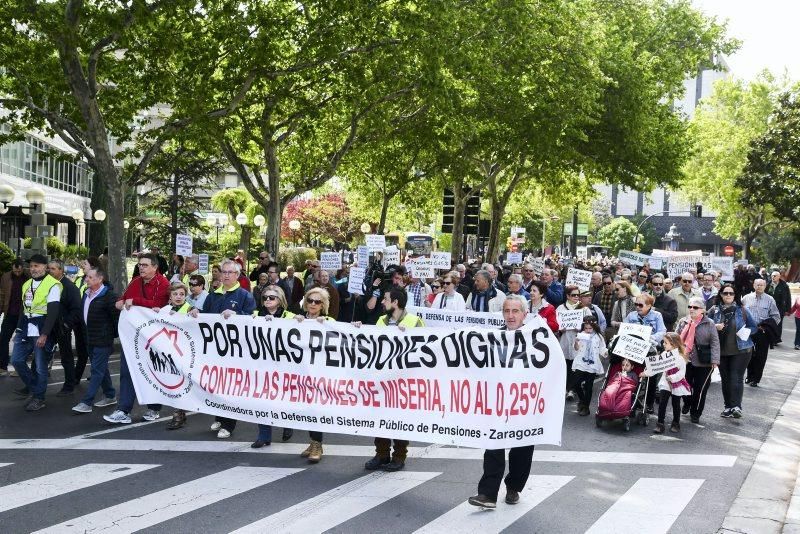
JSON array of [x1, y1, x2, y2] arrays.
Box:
[[0, 248, 796, 510]]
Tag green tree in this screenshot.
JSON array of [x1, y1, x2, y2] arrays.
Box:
[[680, 73, 787, 258], [598, 217, 641, 255], [209, 188, 262, 255]]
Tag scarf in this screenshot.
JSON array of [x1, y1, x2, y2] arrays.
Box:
[[471, 286, 497, 312], [680, 317, 702, 354], [564, 301, 579, 310]]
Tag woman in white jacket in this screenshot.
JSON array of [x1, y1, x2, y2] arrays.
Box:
[[430, 274, 466, 311]]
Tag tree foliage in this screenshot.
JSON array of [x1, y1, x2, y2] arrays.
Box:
[[282, 194, 361, 247], [598, 217, 641, 256]]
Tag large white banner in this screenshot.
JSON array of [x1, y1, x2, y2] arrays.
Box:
[[618, 250, 650, 267], [119, 308, 566, 448]]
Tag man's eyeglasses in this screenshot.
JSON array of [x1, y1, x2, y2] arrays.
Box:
[[189, 282, 201, 287], [306, 298, 322, 305], [137, 263, 153, 268], [221, 270, 237, 275], [681, 279, 693, 283]]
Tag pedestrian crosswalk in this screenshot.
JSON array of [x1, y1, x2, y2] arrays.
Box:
[[0, 461, 712, 533]]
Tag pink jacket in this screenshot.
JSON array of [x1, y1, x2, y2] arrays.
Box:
[[790, 297, 800, 319]]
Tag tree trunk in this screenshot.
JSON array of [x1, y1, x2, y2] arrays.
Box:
[[239, 226, 252, 252], [377, 194, 390, 234], [264, 147, 282, 257], [170, 173, 179, 254], [485, 198, 505, 263], [743, 229, 753, 260], [450, 181, 466, 262]]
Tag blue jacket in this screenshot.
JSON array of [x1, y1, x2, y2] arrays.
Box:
[[708, 304, 757, 351], [202, 285, 256, 315], [546, 281, 565, 307], [624, 308, 666, 345]]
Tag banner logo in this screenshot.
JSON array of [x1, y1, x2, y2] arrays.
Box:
[[133, 317, 196, 399]]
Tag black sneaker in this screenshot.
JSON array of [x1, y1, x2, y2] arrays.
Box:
[[720, 408, 734, 418], [281, 428, 293, 442], [749, 382, 759, 388], [364, 456, 390, 470], [25, 398, 46, 412], [468, 494, 496, 509], [13, 386, 30, 397], [681, 403, 691, 415], [690, 415, 700, 424], [383, 459, 405, 472], [505, 488, 520, 505]]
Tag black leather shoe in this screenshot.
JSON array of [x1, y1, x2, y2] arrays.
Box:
[[505, 488, 520, 504], [681, 403, 691, 415], [364, 455, 390, 470], [281, 428, 293, 442], [690, 415, 700, 424], [468, 494, 496, 509], [383, 459, 405, 472], [250, 440, 270, 449]]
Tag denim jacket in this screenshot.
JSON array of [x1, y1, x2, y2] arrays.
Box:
[[708, 304, 757, 351], [624, 309, 666, 346]]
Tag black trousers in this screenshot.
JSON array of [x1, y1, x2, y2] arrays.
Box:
[[0, 313, 18, 370], [571, 370, 596, 407], [565, 359, 574, 392], [684, 363, 713, 418], [478, 446, 535, 501], [73, 323, 89, 384], [746, 332, 770, 384], [645, 374, 660, 409], [657, 390, 681, 424], [57, 325, 75, 390], [215, 416, 237, 432], [719, 351, 751, 409]]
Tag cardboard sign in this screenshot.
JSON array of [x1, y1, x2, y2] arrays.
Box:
[[320, 252, 342, 271], [648, 257, 664, 270], [347, 267, 366, 295], [711, 256, 734, 280], [198, 254, 209, 275], [357, 246, 369, 267], [565, 268, 592, 292], [645, 351, 677, 374], [618, 250, 650, 267], [557, 309, 585, 330], [613, 334, 651, 363], [382, 248, 401, 268], [576, 246, 587, 260], [532, 258, 545, 276], [431, 251, 452, 270], [666, 255, 711, 279], [366, 234, 386, 252], [617, 322, 653, 339], [175, 234, 193, 256], [506, 252, 523, 265], [409, 258, 435, 279]]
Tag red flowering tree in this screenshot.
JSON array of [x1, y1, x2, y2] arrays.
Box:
[[282, 194, 361, 246]]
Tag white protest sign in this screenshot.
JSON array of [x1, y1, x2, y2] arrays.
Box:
[[347, 267, 366, 295], [366, 234, 386, 252], [557, 309, 585, 330], [648, 257, 664, 270], [618, 250, 650, 267], [651, 249, 705, 257], [645, 351, 677, 374], [666, 255, 711, 279], [617, 322, 653, 338], [711, 256, 734, 280], [430, 251, 452, 270], [382, 248, 401, 268], [357, 246, 369, 267], [576, 246, 587, 261], [410, 258, 435, 279], [198, 254, 209, 275], [408, 306, 532, 329], [735, 259, 749, 266], [532, 258, 545, 276], [612, 334, 651, 363], [506, 252, 523, 265], [119, 307, 567, 449], [565, 268, 592, 292], [320, 252, 342, 271], [175, 234, 193, 256]]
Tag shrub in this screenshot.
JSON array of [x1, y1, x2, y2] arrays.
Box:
[[0, 243, 15, 272], [278, 247, 317, 270]]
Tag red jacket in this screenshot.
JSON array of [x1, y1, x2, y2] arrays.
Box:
[[119, 273, 170, 308], [534, 303, 559, 333]]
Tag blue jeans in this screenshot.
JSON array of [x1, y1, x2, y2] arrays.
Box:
[[256, 424, 273, 442], [794, 317, 800, 348], [11, 335, 54, 400], [118, 349, 161, 414], [81, 345, 116, 406]]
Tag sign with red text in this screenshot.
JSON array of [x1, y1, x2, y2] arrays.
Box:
[[118, 307, 566, 448]]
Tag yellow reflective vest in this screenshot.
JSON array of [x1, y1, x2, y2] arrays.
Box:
[[22, 275, 62, 316]]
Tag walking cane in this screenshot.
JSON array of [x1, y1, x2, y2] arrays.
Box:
[[695, 366, 714, 412]]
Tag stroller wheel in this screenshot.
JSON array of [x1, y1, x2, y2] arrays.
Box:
[[623, 418, 631, 432], [595, 415, 602, 428]]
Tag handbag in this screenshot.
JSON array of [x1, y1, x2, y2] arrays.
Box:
[[696, 344, 712, 364]]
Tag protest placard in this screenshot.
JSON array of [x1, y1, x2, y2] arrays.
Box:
[[175, 234, 193, 256], [382, 248, 401, 268], [357, 246, 369, 267], [198, 254, 209, 275], [119, 307, 567, 449], [617, 322, 653, 338], [557, 309, 585, 330], [366, 234, 386, 252], [648, 257, 664, 270], [410, 258, 435, 279], [618, 250, 650, 267], [711, 256, 734, 280], [612, 334, 651, 363], [532, 258, 545, 276], [565, 267, 592, 291], [645, 351, 677, 374], [347, 267, 366, 295], [430, 251, 452, 269], [506, 252, 523, 265], [320, 252, 342, 271]]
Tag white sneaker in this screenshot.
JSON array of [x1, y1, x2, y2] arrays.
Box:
[[103, 410, 132, 424], [217, 428, 231, 439], [95, 397, 117, 408], [72, 402, 92, 414], [210, 421, 222, 431], [142, 409, 160, 422]]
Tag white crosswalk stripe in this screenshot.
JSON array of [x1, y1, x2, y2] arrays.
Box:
[[413, 475, 574, 534], [32, 466, 303, 534], [0, 463, 158, 513], [0, 463, 11, 469], [585, 477, 705, 534], [231, 470, 440, 533]]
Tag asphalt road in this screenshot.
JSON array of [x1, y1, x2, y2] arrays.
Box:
[[0, 322, 797, 533]]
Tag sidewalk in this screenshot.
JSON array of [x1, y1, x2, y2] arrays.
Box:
[[719, 344, 800, 534]]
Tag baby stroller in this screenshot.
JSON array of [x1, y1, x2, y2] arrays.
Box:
[[595, 354, 649, 432]]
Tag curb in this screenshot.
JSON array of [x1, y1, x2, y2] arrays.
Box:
[[718, 347, 800, 534]]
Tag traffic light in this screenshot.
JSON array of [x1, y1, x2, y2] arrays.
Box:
[[441, 189, 454, 233]]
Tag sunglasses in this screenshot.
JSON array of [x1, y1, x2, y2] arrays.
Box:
[[681, 280, 693, 283], [524, 269, 534, 272], [568, 293, 580, 298], [635, 303, 646, 308], [721, 292, 735, 296], [306, 298, 322, 305], [603, 281, 613, 285], [688, 305, 703, 310], [651, 282, 663, 286], [189, 283, 201, 287], [263, 295, 278, 301], [431, 285, 441, 289], [442, 281, 452, 286]]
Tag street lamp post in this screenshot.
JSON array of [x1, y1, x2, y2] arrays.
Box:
[[289, 219, 301, 247], [0, 185, 18, 254], [70, 208, 85, 247], [206, 214, 228, 246], [253, 214, 266, 250], [24, 187, 48, 261]]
